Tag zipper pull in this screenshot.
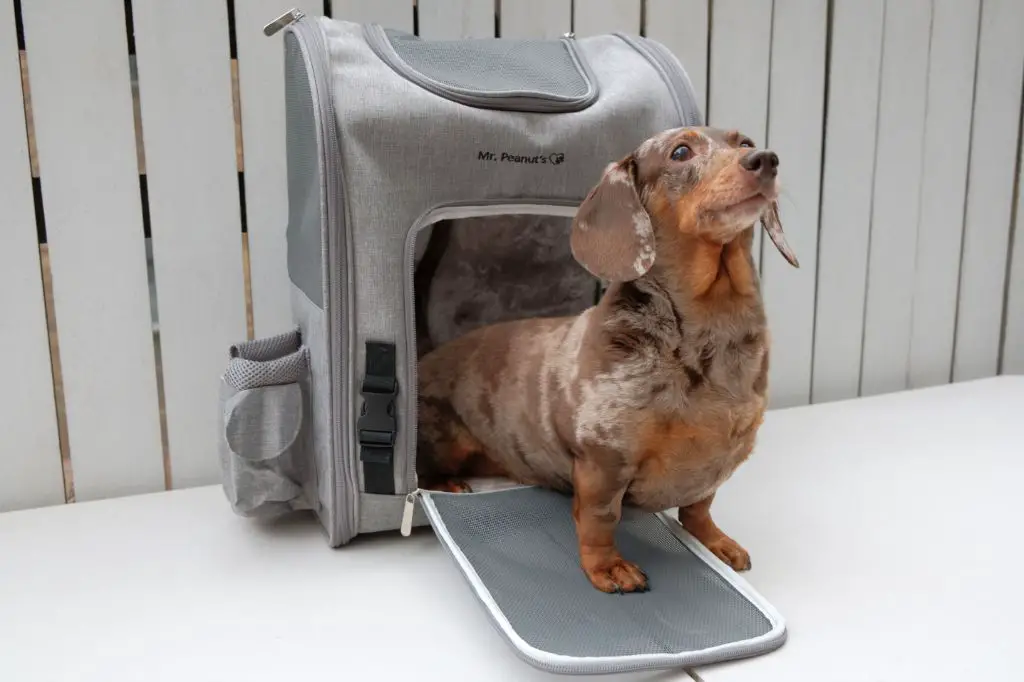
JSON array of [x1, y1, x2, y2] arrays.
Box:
[[400, 489, 421, 537], [263, 8, 306, 37]]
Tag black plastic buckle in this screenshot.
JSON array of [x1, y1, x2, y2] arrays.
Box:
[[358, 342, 398, 495]]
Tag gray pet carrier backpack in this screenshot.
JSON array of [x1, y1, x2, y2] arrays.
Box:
[[217, 10, 786, 674]]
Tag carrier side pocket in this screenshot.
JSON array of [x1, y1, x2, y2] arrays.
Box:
[[218, 329, 314, 518]]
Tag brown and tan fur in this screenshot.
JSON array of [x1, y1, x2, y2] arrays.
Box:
[[417, 126, 799, 593]]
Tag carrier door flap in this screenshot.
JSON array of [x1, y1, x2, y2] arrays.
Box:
[[418, 486, 787, 675]]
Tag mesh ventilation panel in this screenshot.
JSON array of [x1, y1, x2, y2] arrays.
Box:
[[425, 486, 778, 670]]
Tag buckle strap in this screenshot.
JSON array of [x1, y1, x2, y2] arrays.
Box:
[[357, 342, 398, 495]]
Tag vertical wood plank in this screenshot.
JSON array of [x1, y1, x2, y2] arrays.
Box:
[[707, 0, 773, 270], [908, 0, 981, 389], [1004, 148, 1024, 374], [330, 0, 414, 32], [572, 0, 642, 37], [419, 0, 494, 39], [859, 0, 932, 397], [20, 0, 165, 500], [811, 0, 884, 404], [953, 0, 1024, 382], [645, 0, 709, 115], [0, 4, 65, 511], [499, 0, 572, 38], [237, 0, 322, 339], [760, 0, 827, 408], [132, 0, 247, 489]]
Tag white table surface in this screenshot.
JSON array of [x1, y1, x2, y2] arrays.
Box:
[[1, 376, 1020, 682]]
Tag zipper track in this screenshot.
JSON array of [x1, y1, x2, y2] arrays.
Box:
[[613, 32, 704, 127], [402, 202, 582, 494], [288, 16, 359, 544]]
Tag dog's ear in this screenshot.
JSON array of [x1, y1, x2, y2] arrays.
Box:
[[761, 199, 799, 268], [570, 157, 655, 282]]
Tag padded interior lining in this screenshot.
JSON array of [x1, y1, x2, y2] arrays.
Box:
[[421, 486, 785, 674]]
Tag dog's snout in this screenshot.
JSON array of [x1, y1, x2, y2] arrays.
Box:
[[740, 150, 779, 178]]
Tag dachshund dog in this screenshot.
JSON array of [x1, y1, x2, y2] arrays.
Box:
[[416, 126, 798, 593]]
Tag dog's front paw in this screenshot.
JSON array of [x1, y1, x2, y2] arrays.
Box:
[[704, 536, 751, 571], [582, 556, 649, 594]]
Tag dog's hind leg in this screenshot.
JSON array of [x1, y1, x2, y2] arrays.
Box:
[[415, 397, 484, 493]]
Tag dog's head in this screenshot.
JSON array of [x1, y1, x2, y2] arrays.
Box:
[[570, 126, 798, 283]]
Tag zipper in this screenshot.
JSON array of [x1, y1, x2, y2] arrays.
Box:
[[400, 488, 422, 536], [613, 32, 703, 127], [285, 15, 360, 544], [263, 8, 305, 37], [402, 202, 581, 497]]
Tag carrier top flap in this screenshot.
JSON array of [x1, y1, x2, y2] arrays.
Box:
[[412, 486, 787, 675], [363, 26, 600, 113]]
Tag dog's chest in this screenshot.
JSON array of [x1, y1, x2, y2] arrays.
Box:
[[577, 327, 767, 511]]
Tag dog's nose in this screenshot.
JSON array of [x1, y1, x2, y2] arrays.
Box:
[[740, 150, 779, 178]]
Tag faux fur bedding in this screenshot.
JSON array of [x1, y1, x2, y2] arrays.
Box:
[[414, 215, 601, 358]]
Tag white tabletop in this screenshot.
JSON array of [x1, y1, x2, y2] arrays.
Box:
[[697, 375, 1023, 681], [1, 376, 1021, 682]]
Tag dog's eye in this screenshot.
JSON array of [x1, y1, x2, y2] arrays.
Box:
[[670, 145, 691, 161], [739, 139, 755, 148]]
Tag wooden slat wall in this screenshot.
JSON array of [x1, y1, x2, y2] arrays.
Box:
[[419, 0, 494, 39], [132, 0, 247, 489], [860, 0, 933, 397], [499, 0, 571, 39], [811, 0, 884, 403], [760, 0, 828, 409], [20, 0, 165, 502], [3, 0, 1024, 511], [0, 0, 64, 511], [909, 0, 981, 390], [954, 0, 1024, 382]]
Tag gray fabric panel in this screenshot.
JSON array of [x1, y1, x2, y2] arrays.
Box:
[[428, 487, 773, 661], [225, 383, 303, 461], [284, 31, 324, 307], [357, 493, 428, 535], [322, 19, 688, 499], [291, 284, 351, 545]]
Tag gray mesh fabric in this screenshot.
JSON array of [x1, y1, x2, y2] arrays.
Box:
[[230, 328, 300, 362], [284, 32, 325, 308], [224, 346, 309, 392], [381, 28, 593, 105], [425, 487, 776, 671]]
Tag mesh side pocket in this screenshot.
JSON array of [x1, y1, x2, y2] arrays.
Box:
[[218, 329, 314, 518], [364, 26, 599, 112]]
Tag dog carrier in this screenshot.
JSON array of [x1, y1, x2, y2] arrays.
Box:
[[217, 9, 785, 674]]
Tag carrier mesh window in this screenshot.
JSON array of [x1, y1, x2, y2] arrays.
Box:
[[284, 33, 324, 307], [384, 29, 590, 99]]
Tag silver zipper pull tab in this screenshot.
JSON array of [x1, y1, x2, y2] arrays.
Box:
[[400, 490, 421, 537], [263, 8, 306, 37]]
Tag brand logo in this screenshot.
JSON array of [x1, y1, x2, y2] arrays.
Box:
[[477, 150, 566, 165]]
